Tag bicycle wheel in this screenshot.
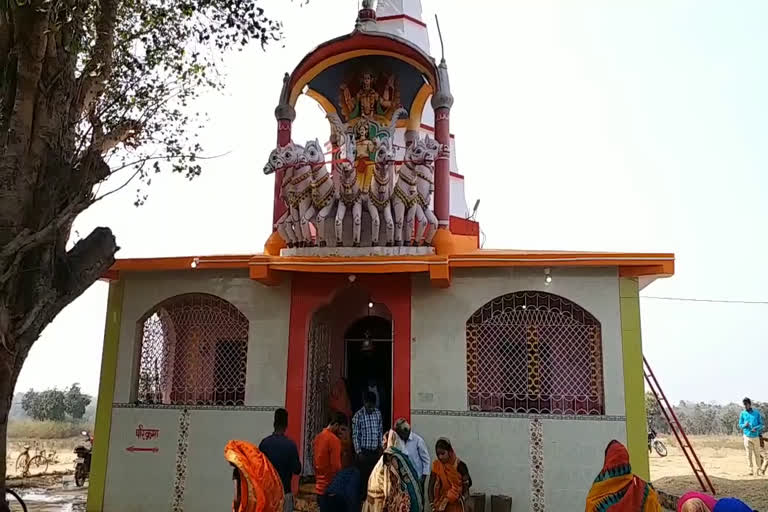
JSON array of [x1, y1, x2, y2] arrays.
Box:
[[654, 440, 668, 457], [5, 488, 28, 512], [28, 455, 48, 475], [14, 454, 29, 476]]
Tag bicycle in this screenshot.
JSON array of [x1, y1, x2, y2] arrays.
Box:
[[15, 444, 56, 477], [14, 445, 31, 476], [5, 488, 28, 512]]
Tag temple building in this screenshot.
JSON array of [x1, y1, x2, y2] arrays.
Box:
[[86, 2, 674, 511]]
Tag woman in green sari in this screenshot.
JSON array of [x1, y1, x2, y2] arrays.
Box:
[[362, 430, 424, 512]]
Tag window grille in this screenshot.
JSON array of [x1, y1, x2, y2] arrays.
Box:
[[136, 293, 249, 406], [466, 291, 604, 415]]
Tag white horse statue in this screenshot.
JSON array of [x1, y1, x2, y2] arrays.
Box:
[[263, 147, 299, 247], [368, 137, 396, 246], [392, 138, 428, 246], [411, 136, 439, 245], [300, 139, 336, 247], [274, 141, 311, 247], [334, 133, 362, 246]]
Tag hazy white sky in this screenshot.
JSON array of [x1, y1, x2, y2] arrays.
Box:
[[16, 0, 768, 405]]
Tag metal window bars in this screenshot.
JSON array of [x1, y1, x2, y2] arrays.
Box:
[[136, 294, 249, 406], [466, 291, 605, 415]]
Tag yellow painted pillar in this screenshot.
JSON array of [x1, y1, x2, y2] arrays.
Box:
[[619, 277, 650, 480], [86, 280, 125, 512]]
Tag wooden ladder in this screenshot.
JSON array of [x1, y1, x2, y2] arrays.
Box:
[[643, 356, 716, 495]]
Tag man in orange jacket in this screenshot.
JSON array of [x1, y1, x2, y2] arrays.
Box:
[[313, 412, 348, 512]]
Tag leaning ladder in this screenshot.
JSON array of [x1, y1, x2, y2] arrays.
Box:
[[643, 356, 716, 495]]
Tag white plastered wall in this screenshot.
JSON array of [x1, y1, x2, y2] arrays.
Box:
[[103, 270, 291, 512], [410, 267, 627, 510]]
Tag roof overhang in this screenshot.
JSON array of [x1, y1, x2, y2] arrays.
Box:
[[104, 250, 674, 290]]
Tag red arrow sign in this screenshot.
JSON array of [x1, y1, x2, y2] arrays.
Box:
[[126, 446, 158, 453]]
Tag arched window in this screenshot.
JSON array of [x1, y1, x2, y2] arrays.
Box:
[[136, 293, 249, 406], [466, 291, 604, 415]]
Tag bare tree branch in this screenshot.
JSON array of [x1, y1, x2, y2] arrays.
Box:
[[73, 0, 118, 117]]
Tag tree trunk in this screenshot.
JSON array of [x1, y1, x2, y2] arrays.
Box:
[[0, 354, 20, 512]]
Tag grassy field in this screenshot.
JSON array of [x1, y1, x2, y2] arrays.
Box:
[[651, 434, 766, 511], [7, 419, 92, 440]]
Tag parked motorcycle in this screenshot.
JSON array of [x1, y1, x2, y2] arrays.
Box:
[[647, 428, 667, 457], [74, 431, 93, 487]]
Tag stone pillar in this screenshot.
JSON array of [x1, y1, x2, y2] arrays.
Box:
[[273, 72, 296, 229], [431, 59, 454, 232], [273, 118, 292, 227], [265, 73, 296, 255]]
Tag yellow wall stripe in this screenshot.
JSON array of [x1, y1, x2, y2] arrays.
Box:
[[86, 280, 125, 512], [619, 277, 650, 480]]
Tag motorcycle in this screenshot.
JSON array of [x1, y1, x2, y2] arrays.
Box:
[[647, 428, 667, 457], [74, 431, 93, 487]]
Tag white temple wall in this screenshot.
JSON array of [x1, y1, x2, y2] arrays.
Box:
[[409, 267, 627, 510], [112, 269, 291, 406], [103, 270, 290, 512]]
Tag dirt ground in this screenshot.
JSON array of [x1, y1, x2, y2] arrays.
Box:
[[650, 435, 767, 511], [5, 438, 79, 478]]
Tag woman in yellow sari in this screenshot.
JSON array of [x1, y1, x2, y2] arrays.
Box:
[[585, 440, 660, 512], [224, 440, 284, 512], [429, 438, 472, 512]]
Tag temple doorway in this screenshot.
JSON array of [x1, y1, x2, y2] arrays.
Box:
[[302, 286, 393, 474], [345, 315, 393, 429]]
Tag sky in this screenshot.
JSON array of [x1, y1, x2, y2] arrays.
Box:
[[15, 0, 768, 405]]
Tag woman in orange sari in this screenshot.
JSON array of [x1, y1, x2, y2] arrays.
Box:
[[329, 378, 355, 467], [585, 440, 660, 512], [429, 438, 472, 512], [224, 440, 284, 512]]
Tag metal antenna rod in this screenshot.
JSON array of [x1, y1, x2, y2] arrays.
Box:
[[435, 14, 445, 62]]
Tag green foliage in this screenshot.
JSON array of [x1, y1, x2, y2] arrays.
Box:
[[645, 393, 767, 436], [20, 384, 92, 422], [64, 383, 92, 420]]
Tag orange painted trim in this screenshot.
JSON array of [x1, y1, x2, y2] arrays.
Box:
[[105, 251, 675, 282], [452, 234, 479, 252], [429, 264, 451, 288], [111, 255, 251, 272]]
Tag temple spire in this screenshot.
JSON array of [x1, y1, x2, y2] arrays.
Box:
[[374, 0, 430, 54]]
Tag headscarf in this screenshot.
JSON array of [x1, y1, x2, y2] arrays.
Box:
[[678, 492, 717, 512], [363, 430, 423, 512], [224, 440, 284, 512], [681, 499, 713, 512], [713, 498, 754, 512], [585, 440, 660, 512], [431, 437, 465, 512]]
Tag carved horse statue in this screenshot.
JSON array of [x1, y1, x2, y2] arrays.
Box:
[[300, 139, 336, 247], [410, 136, 439, 245], [392, 138, 427, 246], [263, 147, 299, 247], [334, 133, 362, 246], [278, 141, 306, 247], [410, 135, 440, 245], [368, 137, 396, 246]]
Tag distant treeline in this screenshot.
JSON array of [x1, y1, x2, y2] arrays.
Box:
[[11, 384, 96, 423], [646, 392, 766, 436]]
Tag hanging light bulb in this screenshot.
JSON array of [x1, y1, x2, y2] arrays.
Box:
[[368, 301, 374, 309], [544, 268, 552, 285]]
